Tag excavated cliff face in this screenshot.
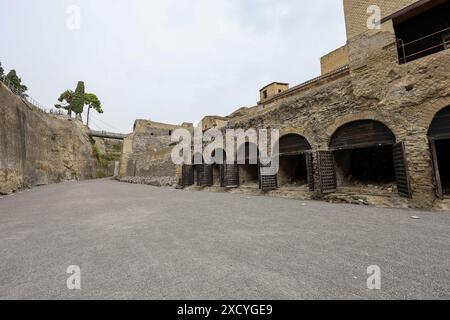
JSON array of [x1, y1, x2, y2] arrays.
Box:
[[0, 82, 102, 194]]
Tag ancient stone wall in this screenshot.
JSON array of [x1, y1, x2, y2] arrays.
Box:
[[117, 0, 450, 209], [0, 82, 103, 194], [229, 26, 450, 208], [118, 119, 188, 187], [117, 47, 449, 208]]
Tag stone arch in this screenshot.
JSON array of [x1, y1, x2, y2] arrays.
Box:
[[427, 104, 450, 139], [427, 104, 450, 198], [326, 118, 399, 196], [207, 148, 227, 164], [325, 112, 398, 148], [330, 120, 396, 150], [274, 133, 314, 189], [237, 141, 259, 164], [418, 96, 450, 129], [237, 142, 260, 187], [276, 133, 312, 155], [279, 128, 316, 149], [210, 148, 227, 187]]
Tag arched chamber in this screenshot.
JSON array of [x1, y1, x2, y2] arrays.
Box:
[[237, 142, 260, 188], [428, 106, 450, 198], [325, 120, 411, 197], [275, 134, 314, 191], [211, 149, 226, 187]]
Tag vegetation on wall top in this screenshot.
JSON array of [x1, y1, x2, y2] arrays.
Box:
[[55, 81, 104, 125], [0, 61, 29, 98]]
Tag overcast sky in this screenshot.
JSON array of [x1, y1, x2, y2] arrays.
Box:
[[1, 0, 346, 133]]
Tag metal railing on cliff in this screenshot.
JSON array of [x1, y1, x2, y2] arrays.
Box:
[[0, 76, 126, 137], [0, 75, 69, 117]]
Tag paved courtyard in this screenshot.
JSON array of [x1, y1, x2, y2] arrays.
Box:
[[0, 179, 449, 300]]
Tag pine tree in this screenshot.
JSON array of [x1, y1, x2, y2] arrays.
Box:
[[84, 93, 104, 127], [55, 83, 104, 122], [55, 90, 74, 115], [71, 81, 85, 118], [5, 70, 28, 97]]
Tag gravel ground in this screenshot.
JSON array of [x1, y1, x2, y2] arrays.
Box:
[[0, 179, 449, 300]]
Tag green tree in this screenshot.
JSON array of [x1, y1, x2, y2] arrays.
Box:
[[5, 70, 28, 97], [84, 93, 104, 127], [55, 81, 85, 118], [71, 81, 85, 117], [55, 90, 75, 116], [55, 83, 104, 123], [0, 61, 4, 78]]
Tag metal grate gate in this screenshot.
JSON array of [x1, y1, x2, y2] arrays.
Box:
[[224, 164, 239, 187], [196, 165, 204, 186], [182, 165, 195, 187], [429, 139, 444, 199], [259, 162, 278, 191], [219, 165, 225, 187], [318, 151, 337, 194], [305, 152, 315, 192], [392, 142, 412, 198], [199, 165, 213, 186]]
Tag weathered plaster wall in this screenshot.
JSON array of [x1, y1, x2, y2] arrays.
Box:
[[0, 82, 102, 194]]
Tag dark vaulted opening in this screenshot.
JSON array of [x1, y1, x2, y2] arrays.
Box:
[[330, 120, 400, 194], [211, 149, 226, 187], [434, 139, 450, 195], [238, 142, 259, 187], [428, 105, 450, 198], [277, 134, 313, 190], [333, 146, 396, 188]]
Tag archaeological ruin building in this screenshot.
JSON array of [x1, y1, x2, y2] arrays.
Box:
[[119, 0, 450, 210]]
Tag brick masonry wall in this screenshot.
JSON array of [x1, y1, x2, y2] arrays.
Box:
[[321, 46, 349, 75], [343, 0, 418, 40]]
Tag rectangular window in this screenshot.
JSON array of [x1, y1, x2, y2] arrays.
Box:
[[394, 0, 450, 64]]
